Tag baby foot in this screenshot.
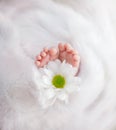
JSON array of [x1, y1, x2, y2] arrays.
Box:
[[58, 43, 80, 67], [35, 47, 59, 68]]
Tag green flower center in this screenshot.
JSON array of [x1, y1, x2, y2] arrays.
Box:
[[52, 75, 66, 89]]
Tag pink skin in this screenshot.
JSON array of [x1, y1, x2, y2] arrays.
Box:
[[35, 47, 59, 67], [35, 43, 80, 68], [58, 43, 80, 67]]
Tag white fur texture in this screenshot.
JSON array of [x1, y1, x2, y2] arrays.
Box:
[[0, 0, 116, 130]]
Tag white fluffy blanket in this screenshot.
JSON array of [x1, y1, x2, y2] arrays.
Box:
[[0, 0, 116, 130]]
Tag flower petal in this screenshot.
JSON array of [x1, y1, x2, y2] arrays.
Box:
[[66, 84, 78, 93], [57, 92, 68, 103], [39, 90, 56, 108], [60, 63, 77, 76], [43, 68, 54, 77], [33, 66, 45, 88], [44, 88, 56, 99], [47, 60, 61, 74], [42, 75, 52, 86]]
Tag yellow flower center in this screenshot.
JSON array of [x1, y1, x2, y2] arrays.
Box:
[[52, 75, 66, 89]]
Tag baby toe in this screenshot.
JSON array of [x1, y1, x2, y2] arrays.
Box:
[[58, 43, 65, 51], [65, 43, 72, 50], [41, 52, 46, 57], [35, 61, 41, 67], [44, 48, 48, 53], [36, 55, 41, 60]]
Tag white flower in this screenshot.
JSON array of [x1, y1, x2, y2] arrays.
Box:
[[33, 60, 81, 108]]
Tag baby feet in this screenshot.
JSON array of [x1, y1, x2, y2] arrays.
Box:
[[35, 43, 80, 68]]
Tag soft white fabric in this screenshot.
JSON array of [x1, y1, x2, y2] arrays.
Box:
[[0, 0, 116, 130]]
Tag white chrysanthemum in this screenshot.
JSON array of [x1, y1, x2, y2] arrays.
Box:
[[33, 60, 81, 108]]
